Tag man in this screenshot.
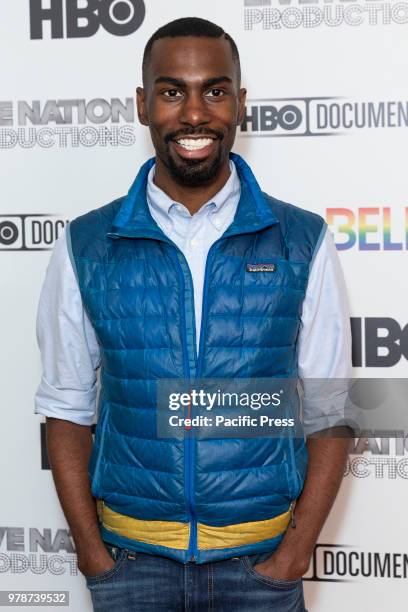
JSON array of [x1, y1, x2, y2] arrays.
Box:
[[35, 17, 352, 612]]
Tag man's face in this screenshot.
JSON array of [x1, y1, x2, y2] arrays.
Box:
[[137, 36, 246, 187]]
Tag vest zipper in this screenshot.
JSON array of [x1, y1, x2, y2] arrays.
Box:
[[187, 241, 222, 561], [289, 500, 297, 528], [175, 238, 223, 561]]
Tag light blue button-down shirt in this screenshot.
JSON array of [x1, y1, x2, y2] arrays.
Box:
[[34, 160, 352, 433], [147, 160, 241, 350]]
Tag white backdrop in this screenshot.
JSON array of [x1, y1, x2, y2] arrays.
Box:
[[1, 1, 407, 610]]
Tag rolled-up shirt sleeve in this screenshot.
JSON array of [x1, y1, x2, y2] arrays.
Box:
[[34, 227, 101, 425], [297, 225, 353, 435]]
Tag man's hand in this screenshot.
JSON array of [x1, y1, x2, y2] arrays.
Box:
[[254, 427, 352, 581], [77, 545, 116, 578], [253, 547, 308, 582]]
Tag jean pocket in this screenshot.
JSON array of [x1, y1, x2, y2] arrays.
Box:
[[85, 544, 128, 585], [241, 554, 302, 590]]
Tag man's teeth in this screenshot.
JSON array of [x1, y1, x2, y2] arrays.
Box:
[[176, 138, 213, 151]]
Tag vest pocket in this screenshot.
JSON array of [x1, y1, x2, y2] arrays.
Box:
[[283, 439, 301, 500], [90, 404, 109, 497]]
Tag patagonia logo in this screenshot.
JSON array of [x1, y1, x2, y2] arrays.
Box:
[[246, 263, 276, 273]]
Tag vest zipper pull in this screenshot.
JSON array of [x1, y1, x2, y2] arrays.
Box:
[[290, 501, 296, 529]]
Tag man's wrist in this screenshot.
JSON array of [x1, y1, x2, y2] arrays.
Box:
[[275, 519, 317, 571], [74, 532, 107, 559]]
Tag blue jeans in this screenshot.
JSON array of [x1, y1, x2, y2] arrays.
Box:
[[85, 541, 307, 611]]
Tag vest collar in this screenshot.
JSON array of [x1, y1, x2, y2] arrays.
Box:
[[108, 152, 278, 241]]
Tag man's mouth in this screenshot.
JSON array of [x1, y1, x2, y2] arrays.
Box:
[[170, 134, 219, 161], [175, 137, 215, 151]]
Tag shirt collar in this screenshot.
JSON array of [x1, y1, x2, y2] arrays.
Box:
[[109, 153, 278, 241], [146, 160, 241, 234]]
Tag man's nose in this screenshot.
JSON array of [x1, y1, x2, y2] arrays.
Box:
[[179, 93, 211, 127]]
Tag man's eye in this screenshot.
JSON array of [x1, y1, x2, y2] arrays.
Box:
[[205, 89, 225, 98], [163, 89, 182, 98]]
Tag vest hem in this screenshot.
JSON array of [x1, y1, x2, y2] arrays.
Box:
[[99, 525, 285, 565]]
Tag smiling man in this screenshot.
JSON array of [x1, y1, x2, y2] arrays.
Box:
[[138, 26, 245, 209], [35, 17, 352, 612]]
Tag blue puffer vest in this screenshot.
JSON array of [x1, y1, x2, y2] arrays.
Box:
[[67, 153, 325, 564]]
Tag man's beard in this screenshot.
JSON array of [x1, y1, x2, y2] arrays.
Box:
[[166, 146, 223, 187], [162, 128, 225, 187]]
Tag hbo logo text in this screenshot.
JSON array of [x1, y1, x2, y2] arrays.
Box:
[[29, 0, 145, 39]]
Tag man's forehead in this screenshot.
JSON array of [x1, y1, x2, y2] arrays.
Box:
[[146, 36, 237, 81]]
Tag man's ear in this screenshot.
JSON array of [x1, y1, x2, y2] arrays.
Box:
[[136, 87, 149, 126], [237, 87, 247, 126]]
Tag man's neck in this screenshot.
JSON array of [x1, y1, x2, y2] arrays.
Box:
[[153, 158, 231, 216]]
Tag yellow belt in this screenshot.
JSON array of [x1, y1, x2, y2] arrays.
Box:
[[96, 500, 292, 551]]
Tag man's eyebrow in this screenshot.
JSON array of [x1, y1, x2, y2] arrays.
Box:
[[154, 76, 233, 88], [154, 77, 187, 87], [202, 76, 233, 88]]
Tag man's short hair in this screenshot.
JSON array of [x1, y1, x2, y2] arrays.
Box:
[[142, 17, 241, 85]]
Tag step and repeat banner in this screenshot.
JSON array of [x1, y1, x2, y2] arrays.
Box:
[[1, 1, 407, 610]]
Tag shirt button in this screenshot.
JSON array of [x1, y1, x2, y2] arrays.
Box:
[[190, 238, 198, 247]]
